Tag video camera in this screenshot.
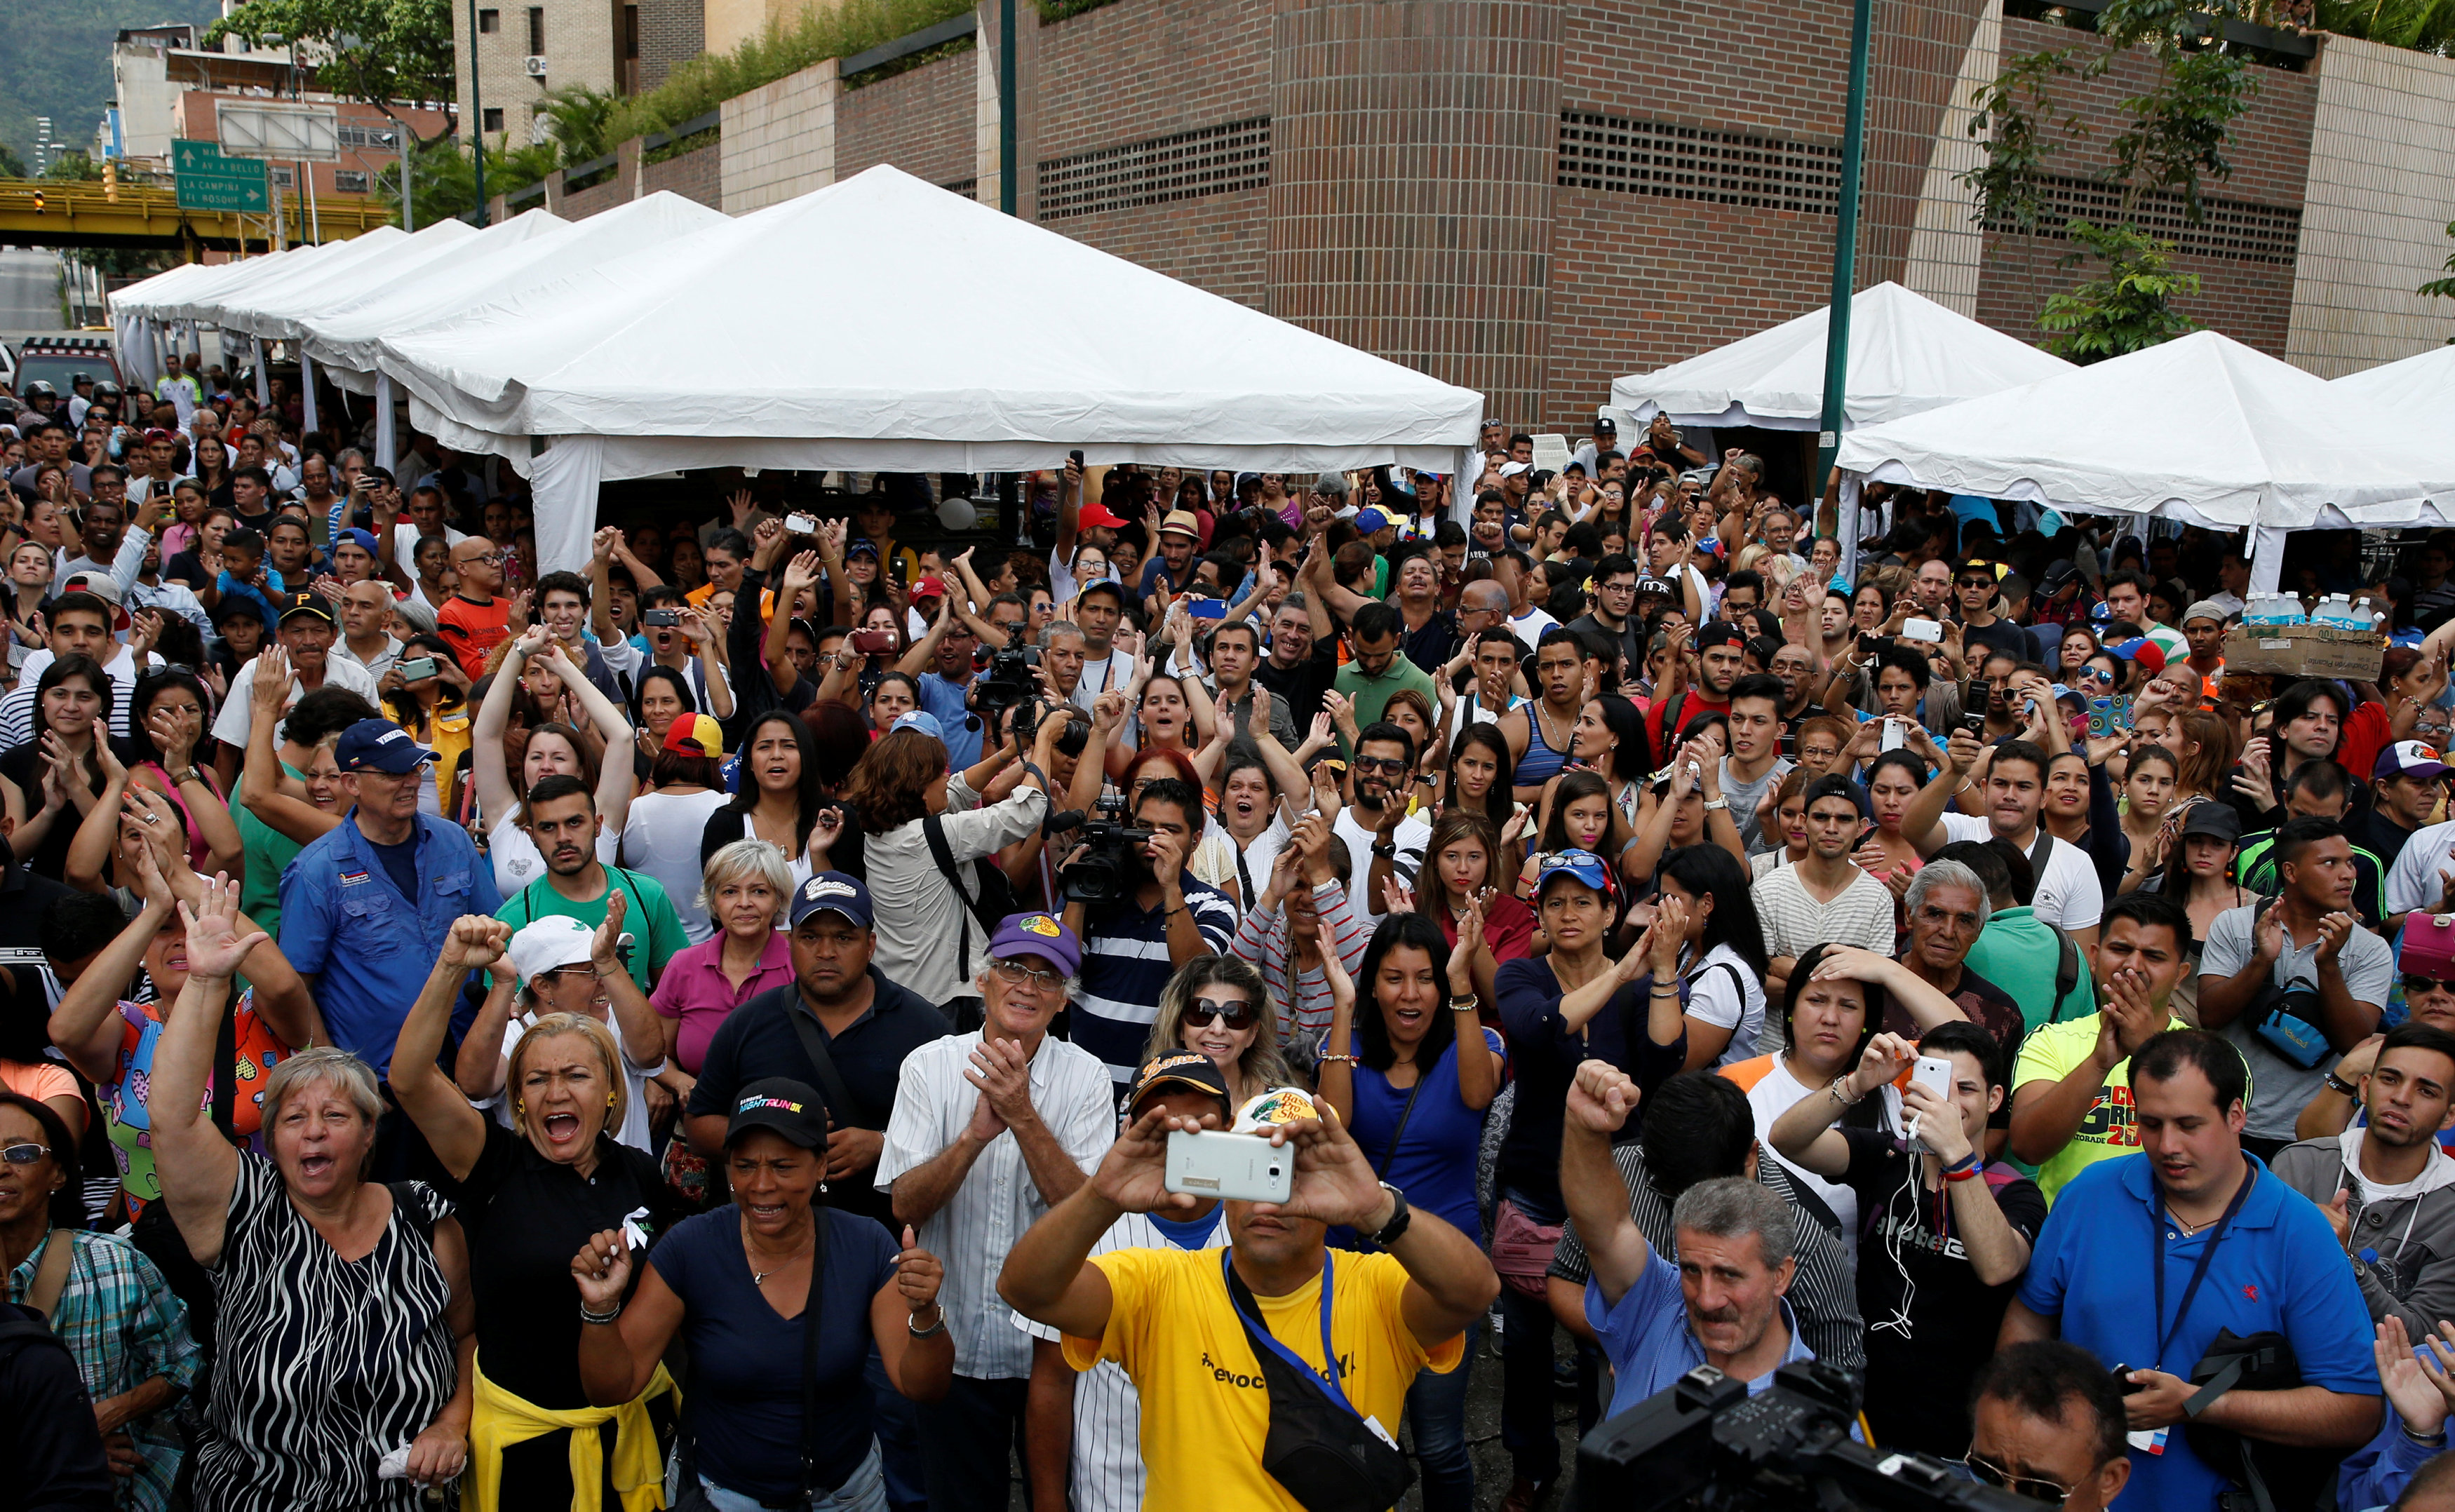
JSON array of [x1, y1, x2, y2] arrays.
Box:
[[1049, 794, 1152, 906], [1577, 1363, 2036, 1512], [971, 644, 1040, 731]]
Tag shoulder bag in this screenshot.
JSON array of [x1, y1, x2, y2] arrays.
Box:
[[1221, 1248, 1413, 1512]]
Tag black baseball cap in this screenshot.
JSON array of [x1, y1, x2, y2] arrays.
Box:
[[1696, 621, 1747, 652], [276, 589, 335, 626], [725, 1077, 828, 1147], [1126, 1051, 1232, 1119]]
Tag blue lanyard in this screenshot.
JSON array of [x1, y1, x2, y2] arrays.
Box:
[[2152, 1166, 2256, 1369], [1223, 1248, 1354, 1415]]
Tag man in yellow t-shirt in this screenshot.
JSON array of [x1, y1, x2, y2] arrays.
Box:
[[997, 1081, 1497, 1512], [2009, 892, 2249, 1203]]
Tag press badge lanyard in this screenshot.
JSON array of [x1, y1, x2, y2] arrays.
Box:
[[1225, 1248, 1356, 1414], [2152, 1166, 2256, 1369]]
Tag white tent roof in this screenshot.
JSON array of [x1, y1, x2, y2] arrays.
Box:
[[378, 163, 1483, 479], [208, 217, 489, 338], [302, 195, 725, 394], [1832, 330, 2455, 531], [2333, 343, 2455, 424], [1610, 281, 2074, 431], [114, 237, 356, 323]]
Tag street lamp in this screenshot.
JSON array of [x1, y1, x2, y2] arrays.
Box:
[[467, 0, 487, 224]]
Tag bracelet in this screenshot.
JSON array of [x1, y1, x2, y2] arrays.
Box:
[[1317, 1053, 1360, 1065], [908, 1308, 948, 1339], [1942, 1150, 1982, 1175], [1941, 1164, 1982, 1183], [1649, 985, 1682, 998], [1448, 994, 1479, 1011], [2404, 1420, 2449, 1448], [1829, 1079, 1866, 1107], [2325, 1072, 2360, 1098], [579, 1302, 622, 1325]]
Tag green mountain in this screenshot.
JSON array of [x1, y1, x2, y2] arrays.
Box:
[[0, 0, 222, 171]]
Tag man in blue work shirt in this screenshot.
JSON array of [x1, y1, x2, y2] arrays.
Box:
[[2001, 1028, 2381, 1511], [279, 717, 501, 1171]]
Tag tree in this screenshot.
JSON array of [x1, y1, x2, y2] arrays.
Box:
[[2036, 220, 2202, 363], [375, 132, 554, 222], [0, 143, 25, 178], [207, 0, 455, 139], [534, 85, 617, 168], [41, 151, 101, 182]]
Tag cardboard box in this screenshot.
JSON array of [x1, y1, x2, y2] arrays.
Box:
[[2220, 624, 2386, 682]]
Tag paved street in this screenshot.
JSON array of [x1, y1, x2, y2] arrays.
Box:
[[0, 247, 61, 338]]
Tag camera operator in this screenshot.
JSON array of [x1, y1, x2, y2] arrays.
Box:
[[1561, 1060, 1818, 1417], [1063, 776, 1239, 1090], [1768, 1022, 2043, 1457], [2001, 1028, 2382, 1512], [1964, 1342, 2134, 1511], [995, 1088, 1497, 1511]]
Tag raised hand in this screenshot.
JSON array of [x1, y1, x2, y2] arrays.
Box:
[[966, 1035, 1037, 1129], [1566, 1059, 1640, 1135], [591, 887, 630, 973], [569, 1227, 634, 1313], [178, 872, 267, 983], [439, 914, 512, 973], [1090, 1105, 1202, 1214], [893, 1227, 945, 1314]]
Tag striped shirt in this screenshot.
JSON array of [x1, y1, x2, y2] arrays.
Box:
[[1013, 1208, 1228, 1512], [1750, 863, 1897, 1051], [8, 1229, 201, 1512], [876, 1031, 1116, 1379], [1228, 881, 1369, 1063], [1545, 1140, 1864, 1373], [1074, 876, 1239, 1084]]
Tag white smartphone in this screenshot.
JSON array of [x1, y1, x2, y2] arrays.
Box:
[[1902, 617, 1944, 644], [1165, 1129, 1293, 1204], [785, 512, 819, 534], [1881, 717, 1904, 752], [1907, 1055, 1955, 1152]]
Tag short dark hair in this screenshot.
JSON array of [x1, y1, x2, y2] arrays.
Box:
[[1355, 720, 1415, 769], [2379, 1022, 2455, 1080], [524, 771, 593, 811], [1594, 553, 1639, 583], [1970, 1342, 2130, 1473], [2100, 889, 2187, 948], [41, 891, 135, 965], [1207, 620, 1259, 656], [1727, 673, 1783, 712], [1131, 776, 1202, 832], [1935, 839, 2012, 910], [534, 569, 590, 606], [2273, 814, 2346, 874], [1725, 569, 1763, 598], [1920, 1018, 2007, 1091], [2133, 1027, 2249, 1116], [2104, 569, 2152, 598], [1639, 1072, 1757, 1199], [2284, 758, 2350, 807], [45, 590, 112, 630], [231, 465, 271, 489], [1991, 738, 2049, 783], [704, 527, 750, 560], [285, 686, 381, 746], [1349, 601, 1401, 643], [1874, 642, 1930, 686]]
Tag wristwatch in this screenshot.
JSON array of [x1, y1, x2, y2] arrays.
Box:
[[1368, 1183, 1412, 1248], [169, 767, 203, 787], [1371, 841, 1397, 858], [1702, 797, 1730, 811]]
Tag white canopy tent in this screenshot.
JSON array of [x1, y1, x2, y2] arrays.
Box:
[[1830, 330, 2455, 590], [113, 241, 344, 391], [2333, 343, 2455, 421], [373, 164, 1485, 573], [1610, 281, 2074, 433], [196, 219, 475, 335]]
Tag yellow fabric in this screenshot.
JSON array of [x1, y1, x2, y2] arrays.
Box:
[[426, 705, 472, 813], [2012, 1011, 2219, 1204], [1061, 1246, 1463, 1512], [468, 1356, 676, 1512]]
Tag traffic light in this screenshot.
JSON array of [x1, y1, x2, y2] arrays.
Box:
[[102, 160, 117, 201], [32, 189, 43, 214]]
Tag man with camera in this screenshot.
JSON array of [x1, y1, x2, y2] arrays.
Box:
[[880, 912, 1117, 1511], [996, 1087, 1496, 1512], [1561, 1060, 1818, 1417], [1065, 776, 1239, 1088], [2002, 1028, 2381, 1512]]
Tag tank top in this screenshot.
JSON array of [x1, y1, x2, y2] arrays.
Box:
[[1512, 703, 1573, 789]]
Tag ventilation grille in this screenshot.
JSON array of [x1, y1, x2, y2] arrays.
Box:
[[1989, 175, 2303, 265], [1558, 112, 1844, 215], [1037, 116, 1270, 221]]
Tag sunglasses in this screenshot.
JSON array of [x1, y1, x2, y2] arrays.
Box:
[[2405, 975, 2455, 997], [1183, 997, 1260, 1030], [2077, 667, 2117, 684], [1963, 1452, 2077, 1504], [1354, 757, 1411, 774], [0, 1141, 50, 1166]]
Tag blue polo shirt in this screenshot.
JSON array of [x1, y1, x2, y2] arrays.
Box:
[[2017, 1154, 2379, 1511], [916, 671, 983, 769], [278, 809, 501, 1076], [1585, 1238, 1816, 1421], [1073, 872, 1236, 1086]]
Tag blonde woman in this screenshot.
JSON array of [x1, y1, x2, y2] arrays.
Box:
[[1139, 953, 1294, 1107], [389, 913, 685, 1511]]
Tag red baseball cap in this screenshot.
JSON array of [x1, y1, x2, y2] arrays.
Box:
[[1077, 503, 1127, 530], [912, 576, 948, 600]]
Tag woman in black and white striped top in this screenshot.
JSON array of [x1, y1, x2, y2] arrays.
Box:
[[145, 875, 475, 1512]]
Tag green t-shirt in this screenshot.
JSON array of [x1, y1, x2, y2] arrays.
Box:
[[237, 760, 307, 940], [494, 866, 690, 993], [1965, 905, 2096, 1035], [1332, 655, 1439, 752]]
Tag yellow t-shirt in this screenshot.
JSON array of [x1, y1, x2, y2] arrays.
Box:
[[2012, 1011, 2240, 1204], [1063, 1245, 1465, 1512]]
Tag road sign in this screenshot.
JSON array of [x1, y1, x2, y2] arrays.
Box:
[[220, 105, 341, 162], [172, 139, 270, 212]]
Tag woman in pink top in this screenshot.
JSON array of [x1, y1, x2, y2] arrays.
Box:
[[648, 837, 794, 1081]]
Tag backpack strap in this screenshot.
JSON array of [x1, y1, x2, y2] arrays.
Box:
[[23, 1231, 73, 1320], [2048, 925, 2078, 1022], [922, 811, 999, 985]]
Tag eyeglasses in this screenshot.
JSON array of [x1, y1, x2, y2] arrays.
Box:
[[2405, 975, 2455, 997], [992, 958, 1065, 990], [2076, 667, 2116, 684], [1183, 997, 1260, 1030], [1354, 757, 1411, 774], [0, 1141, 51, 1166], [1962, 1451, 2078, 1504], [1956, 577, 1996, 590]]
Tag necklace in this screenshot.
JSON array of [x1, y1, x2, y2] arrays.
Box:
[[746, 1231, 814, 1286], [1534, 700, 1571, 752]]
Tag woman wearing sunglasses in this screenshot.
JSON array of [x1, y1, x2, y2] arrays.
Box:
[[1138, 954, 1293, 1109], [0, 1092, 201, 1511]]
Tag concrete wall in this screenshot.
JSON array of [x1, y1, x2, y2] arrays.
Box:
[[720, 58, 840, 212], [455, 0, 625, 150], [2284, 35, 2455, 375]]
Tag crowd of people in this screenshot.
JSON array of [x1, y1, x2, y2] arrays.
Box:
[[13, 370, 2455, 1512]]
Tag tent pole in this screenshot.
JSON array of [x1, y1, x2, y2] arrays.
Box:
[[1812, 0, 1872, 491]]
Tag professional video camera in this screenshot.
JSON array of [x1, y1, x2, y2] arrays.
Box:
[[971, 643, 1040, 731], [1578, 1363, 2038, 1512], [1050, 794, 1152, 906]]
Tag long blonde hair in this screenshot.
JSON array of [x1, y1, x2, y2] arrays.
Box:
[[1140, 954, 1293, 1098], [506, 1013, 627, 1140]]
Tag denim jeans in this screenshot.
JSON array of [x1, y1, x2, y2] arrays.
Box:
[[1407, 1318, 1481, 1512], [686, 1443, 887, 1512]]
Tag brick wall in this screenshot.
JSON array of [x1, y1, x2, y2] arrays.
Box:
[[643, 140, 722, 206], [561, 173, 631, 219], [836, 48, 978, 185], [720, 58, 840, 212], [1033, 0, 1272, 159], [637, 0, 704, 89]]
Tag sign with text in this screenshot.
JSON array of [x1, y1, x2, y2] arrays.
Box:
[[172, 138, 269, 212]]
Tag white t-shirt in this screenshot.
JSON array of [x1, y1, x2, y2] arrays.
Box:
[[1506, 605, 1560, 647], [1068, 650, 1126, 715], [487, 811, 622, 900], [478, 1010, 665, 1154], [394, 521, 469, 565], [620, 789, 734, 943], [2385, 818, 2455, 914], [209, 653, 382, 752], [1937, 811, 2102, 930], [1683, 942, 1765, 1066], [1333, 803, 1431, 937]]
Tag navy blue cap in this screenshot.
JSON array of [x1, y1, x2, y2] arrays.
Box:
[[789, 870, 874, 929], [334, 718, 436, 774]]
